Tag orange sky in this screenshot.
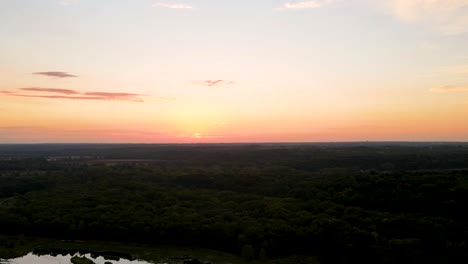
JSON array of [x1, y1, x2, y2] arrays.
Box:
[[1, 0, 468, 143]]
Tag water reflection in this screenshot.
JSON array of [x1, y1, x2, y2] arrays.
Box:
[[8, 253, 158, 264]]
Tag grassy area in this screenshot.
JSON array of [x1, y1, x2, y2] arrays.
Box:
[[0, 236, 36, 259]]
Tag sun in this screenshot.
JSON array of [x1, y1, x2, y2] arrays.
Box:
[[191, 133, 202, 139]]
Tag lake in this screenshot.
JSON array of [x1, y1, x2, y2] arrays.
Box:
[[0, 237, 252, 264], [4, 253, 159, 264]]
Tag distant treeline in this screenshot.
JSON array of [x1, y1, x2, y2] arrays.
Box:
[[0, 144, 467, 263], [1, 143, 468, 171]]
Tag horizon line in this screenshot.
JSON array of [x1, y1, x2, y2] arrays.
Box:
[[1, 141, 468, 145]]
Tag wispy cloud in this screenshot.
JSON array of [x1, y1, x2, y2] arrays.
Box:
[[153, 2, 193, 9], [10, 94, 130, 101], [0, 88, 154, 102], [33, 71, 78, 78], [201, 80, 235, 87], [388, 0, 468, 35], [279, 0, 332, 10], [84, 92, 146, 102], [20, 87, 79, 95], [205, 80, 223, 86], [85, 92, 143, 97], [431, 85, 468, 92], [0, 126, 177, 143]]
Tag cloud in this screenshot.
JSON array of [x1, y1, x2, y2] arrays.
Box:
[[33, 71, 78, 78], [430, 85, 468, 92], [84, 92, 146, 102], [388, 0, 468, 35], [153, 2, 193, 9], [201, 80, 235, 87], [204, 80, 224, 86], [84, 92, 175, 101], [20, 87, 79, 95], [10, 94, 127, 101], [0, 88, 154, 102], [279, 0, 332, 10], [85, 92, 142, 97], [0, 126, 177, 143]]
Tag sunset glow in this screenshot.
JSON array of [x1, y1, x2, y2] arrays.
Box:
[[1, 0, 468, 143]]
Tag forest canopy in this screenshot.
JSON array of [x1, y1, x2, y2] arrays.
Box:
[[0, 143, 467, 263]]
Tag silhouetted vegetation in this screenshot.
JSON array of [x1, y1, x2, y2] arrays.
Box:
[[0, 143, 467, 263], [71, 256, 96, 264]]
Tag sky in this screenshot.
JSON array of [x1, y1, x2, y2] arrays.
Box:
[[1, 0, 468, 143]]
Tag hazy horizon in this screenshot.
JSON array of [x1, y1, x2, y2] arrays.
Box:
[[1, 141, 468, 145], [1, 0, 468, 143]]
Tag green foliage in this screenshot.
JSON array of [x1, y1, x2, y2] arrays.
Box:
[[241, 245, 255, 261], [71, 256, 96, 264], [102, 255, 120, 261], [0, 144, 467, 263], [258, 248, 267, 260]]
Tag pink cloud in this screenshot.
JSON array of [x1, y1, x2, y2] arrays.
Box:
[[20, 87, 79, 95], [33, 71, 78, 78], [0, 88, 156, 102], [202, 80, 235, 87]]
